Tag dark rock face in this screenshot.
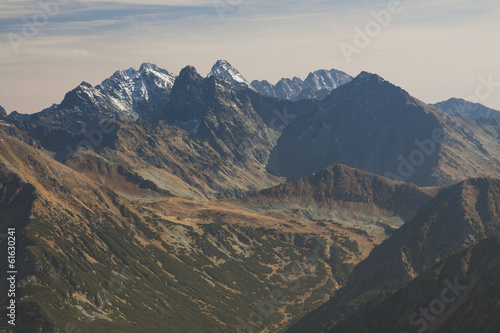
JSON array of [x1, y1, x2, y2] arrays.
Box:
[[268, 72, 500, 187], [165, 66, 205, 124], [268, 72, 444, 184], [0, 105, 6, 117], [164, 66, 293, 170], [339, 235, 500, 333]]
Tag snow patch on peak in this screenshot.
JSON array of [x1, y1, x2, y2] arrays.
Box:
[[208, 60, 250, 87], [213, 59, 231, 69], [79, 81, 93, 88], [139, 63, 157, 72], [304, 69, 352, 91], [251, 68, 353, 101]]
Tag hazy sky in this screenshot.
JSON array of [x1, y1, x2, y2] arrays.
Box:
[[1, 0, 499, 114]]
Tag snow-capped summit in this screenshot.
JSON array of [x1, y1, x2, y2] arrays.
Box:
[[303, 69, 352, 92], [251, 68, 353, 101], [101, 64, 176, 101], [98, 63, 177, 118], [208, 60, 250, 87], [15, 64, 178, 133]]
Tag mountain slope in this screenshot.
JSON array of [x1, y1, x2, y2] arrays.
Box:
[[287, 177, 500, 332], [0, 129, 377, 333], [208, 60, 250, 87], [268, 72, 500, 186], [6, 66, 500, 199], [241, 164, 436, 228], [3, 63, 299, 199], [342, 236, 500, 333], [160, 65, 315, 196], [0, 106, 6, 117], [433, 98, 500, 119]]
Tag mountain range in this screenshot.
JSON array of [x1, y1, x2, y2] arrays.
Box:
[[1, 60, 500, 332], [433, 98, 500, 119], [208, 59, 353, 101]]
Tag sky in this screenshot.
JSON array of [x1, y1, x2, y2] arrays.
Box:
[[0, 0, 499, 114]]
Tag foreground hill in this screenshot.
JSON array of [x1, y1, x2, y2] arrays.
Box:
[[241, 164, 437, 233], [287, 177, 500, 332], [0, 131, 381, 332], [342, 235, 500, 333]]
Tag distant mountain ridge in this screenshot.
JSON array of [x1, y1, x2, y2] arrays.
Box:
[[206, 59, 353, 101], [433, 97, 500, 119], [8, 60, 349, 133], [250, 68, 353, 101], [267, 71, 500, 186], [6, 63, 500, 192]]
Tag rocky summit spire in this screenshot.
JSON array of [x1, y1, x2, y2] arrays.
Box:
[[208, 60, 250, 87]]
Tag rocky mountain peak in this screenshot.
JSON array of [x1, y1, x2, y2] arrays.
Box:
[[178, 65, 204, 84], [251, 68, 353, 101], [0, 105, 7, 117], [303, 68, 352, 92], [353, 71, 386, 84], [139, 62, 160, 73], [208, 60, 249, 87], [78, 81, 94, 89], [165, 66, 205, 124]]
